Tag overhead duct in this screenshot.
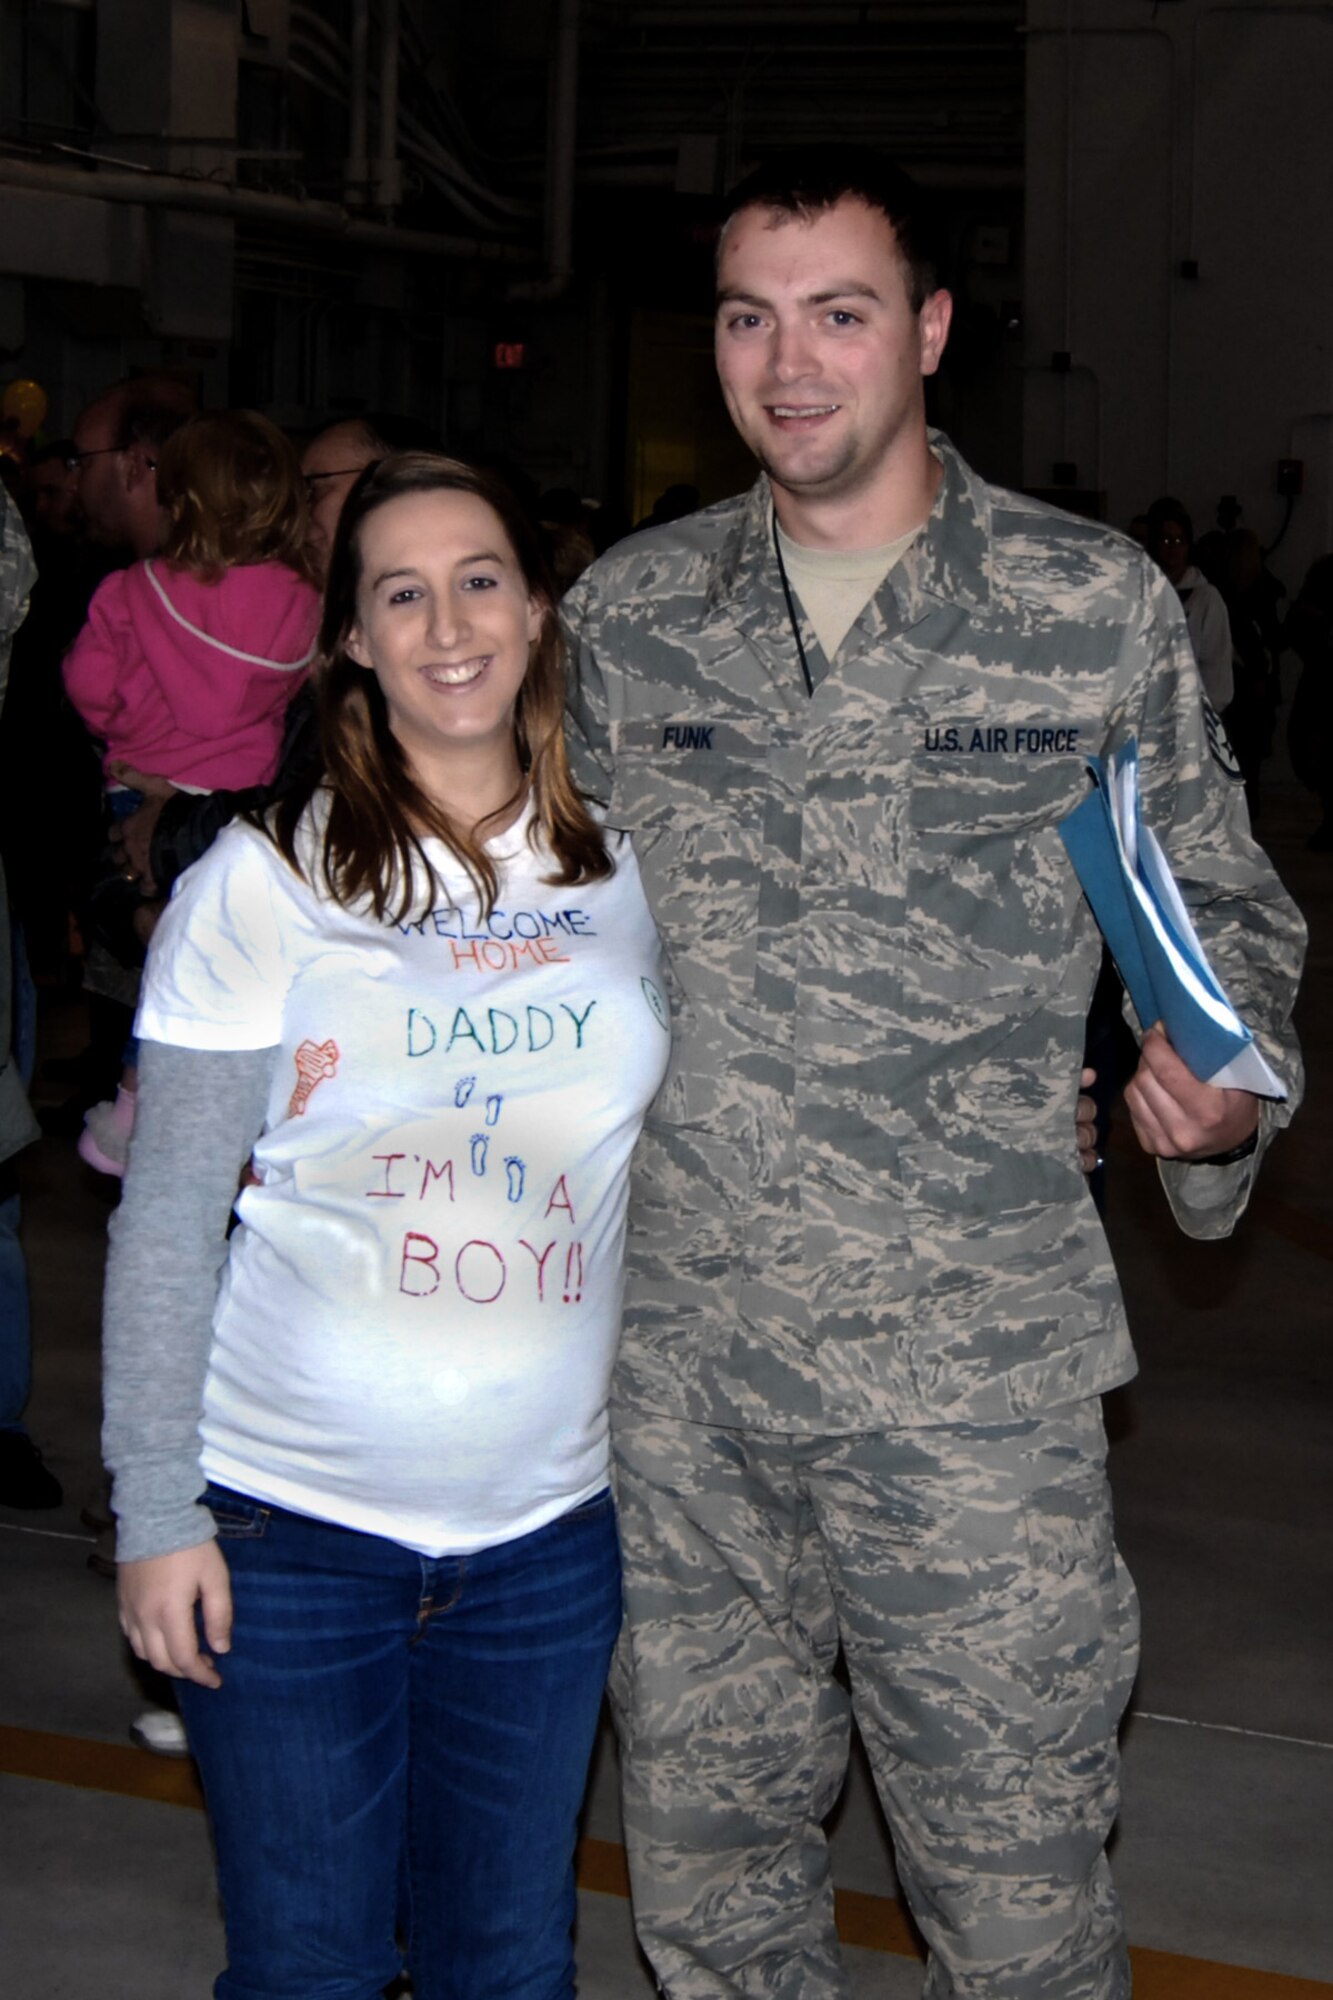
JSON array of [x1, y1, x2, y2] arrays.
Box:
[[0, 155, 532, 264], [375, 0, 403, 214], [346, 0, 370, 204], [510, 0, 580, 301]]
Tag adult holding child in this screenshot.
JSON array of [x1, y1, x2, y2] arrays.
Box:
[[64, 409, 321, 1173], [103, 453, 670, 1999], [108, 411, 445, 905]]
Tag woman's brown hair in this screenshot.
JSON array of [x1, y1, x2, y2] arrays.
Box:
[[265, 451, 612, 922], [158, 411, 316, 584]]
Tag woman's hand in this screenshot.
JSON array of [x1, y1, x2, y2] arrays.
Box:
[[118, 1541, 234, 1688], [1076, 1066, 1100, 1175]]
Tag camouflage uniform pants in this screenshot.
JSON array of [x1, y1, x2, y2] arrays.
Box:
[[609, 1400, 1139, 2000]]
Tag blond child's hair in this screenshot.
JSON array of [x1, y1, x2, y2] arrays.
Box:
[[157, 410, 316, 583]]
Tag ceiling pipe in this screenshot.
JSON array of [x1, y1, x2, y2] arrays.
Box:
[[571, 159, 1022, 190], [627, 3, 1018, 22], [374, 0, 403, 217], [0, 155, 533, 263], [510, 0, 580, 301], [345, 0, 370, 205]]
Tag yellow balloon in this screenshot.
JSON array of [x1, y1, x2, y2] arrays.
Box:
[[2, 379, 48, 439]]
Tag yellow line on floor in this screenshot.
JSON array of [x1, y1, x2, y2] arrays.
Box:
[[2, 1724, 1330, 2000], [0, 1721, 205, 1809], [1128, 1952, 1333, 2000]]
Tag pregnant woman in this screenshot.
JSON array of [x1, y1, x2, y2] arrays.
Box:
[[103, 453, 670, 2000]]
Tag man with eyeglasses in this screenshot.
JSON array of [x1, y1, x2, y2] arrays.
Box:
[[67, 375, 197, 557], [298, 413, 443, 584]]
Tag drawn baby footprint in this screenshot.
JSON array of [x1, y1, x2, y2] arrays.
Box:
[[455, 1077, 476, 1108], [641, 978, 670, 1032], [504, 1157, 526, 1203]]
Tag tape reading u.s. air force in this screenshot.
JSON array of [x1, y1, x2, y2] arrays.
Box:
[[922, 724, 1084, 754]]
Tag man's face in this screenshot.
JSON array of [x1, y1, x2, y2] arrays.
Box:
[[301, 424, 382, 583], [70, 396, 135, 548], [1150, 519, 1190, 587], [714, 196, 951, 515], [31, 458, 80, 536]]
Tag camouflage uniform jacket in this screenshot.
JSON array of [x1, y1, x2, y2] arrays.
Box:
[[0, 490, 40, 1167], [563, 435, 1305, 1433]]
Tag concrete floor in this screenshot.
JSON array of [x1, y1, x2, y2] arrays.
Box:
[[2, 760, 1331, 1998]]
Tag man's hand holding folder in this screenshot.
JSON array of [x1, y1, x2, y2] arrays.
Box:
[[1060, 739, 1280, 1162], [1122, 1023, 1259, 1162]]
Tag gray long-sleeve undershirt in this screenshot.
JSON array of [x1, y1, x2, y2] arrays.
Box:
[[102, 1038, 277, 1564]]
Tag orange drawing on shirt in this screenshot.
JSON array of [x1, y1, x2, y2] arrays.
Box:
[[288, 1038, 340, 1117]]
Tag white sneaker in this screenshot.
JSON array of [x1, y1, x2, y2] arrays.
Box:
[[129, 1705, 190, 1757]]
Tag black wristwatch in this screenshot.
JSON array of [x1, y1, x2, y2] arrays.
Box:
[[1191, 1130, 1260, 1167]]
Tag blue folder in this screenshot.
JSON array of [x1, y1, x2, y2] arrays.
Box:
[[1059, 741, 1283, 1094]]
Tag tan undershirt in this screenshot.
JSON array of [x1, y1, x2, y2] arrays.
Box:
[[776, 518, 922, 663]]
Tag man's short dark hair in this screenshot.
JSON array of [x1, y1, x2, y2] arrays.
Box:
[[720, 146, 945, 312], [1146, 495, 1193, 549]]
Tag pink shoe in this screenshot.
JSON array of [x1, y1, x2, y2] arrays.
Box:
[[78, 1087, 136, 1178]]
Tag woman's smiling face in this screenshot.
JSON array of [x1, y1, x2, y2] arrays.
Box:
[[346, 487, 546, 787]]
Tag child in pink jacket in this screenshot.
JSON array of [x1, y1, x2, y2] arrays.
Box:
[[64, 409, 321, 1172], [65, 408, 319, 802]]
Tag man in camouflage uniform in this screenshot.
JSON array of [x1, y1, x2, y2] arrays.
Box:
[[563, 149, 1304, 1999]]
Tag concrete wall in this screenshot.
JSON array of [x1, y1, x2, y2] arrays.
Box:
[[1024, 0, 1333, 593]]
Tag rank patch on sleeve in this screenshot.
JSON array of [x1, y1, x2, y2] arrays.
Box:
[[1202, 697, 1243, 780]]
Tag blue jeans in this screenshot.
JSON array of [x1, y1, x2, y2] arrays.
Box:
[[0, 923, 36, 1430], [177, 1484, 622, 2000], [0, 1187, 31, 1428]]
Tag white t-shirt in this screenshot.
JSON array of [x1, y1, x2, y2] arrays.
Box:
[[137, 801, 670, 1556]]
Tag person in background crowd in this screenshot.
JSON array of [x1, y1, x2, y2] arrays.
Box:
[[1286, 553, 1333, 850], [104, 451, 669, 1999], [563, 145, 1304, 2000], [537, 491, 598, 597], [70, 374, 198, 560], [1220, 527, 1282, 819], [1146, 495, 1234, 716], [0, 442, 113, 987], [28, 442, 81, 539], [54, 379, 204, 1755], [60, 376, 199, 1117], [63, 410, 320, 1177], [107, 412, 444, 907], [300, 412, 444, 585], [0, 485, 59, 1509], [635, 482, 702, 533]]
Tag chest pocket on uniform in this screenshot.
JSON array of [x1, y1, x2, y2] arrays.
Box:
[[907, 744, 1093, 1013], [607, 716, 776, 1005]]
